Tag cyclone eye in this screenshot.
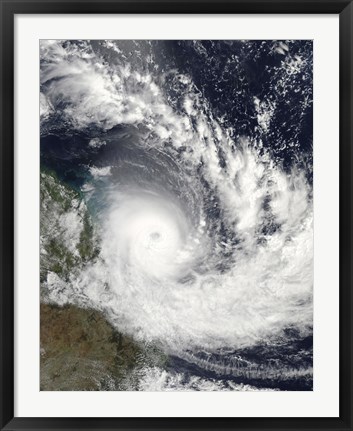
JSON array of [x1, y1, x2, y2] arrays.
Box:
[[150, 232, 161, 240]]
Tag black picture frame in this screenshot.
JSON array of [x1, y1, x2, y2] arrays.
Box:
[[0, 0, 352, 430]]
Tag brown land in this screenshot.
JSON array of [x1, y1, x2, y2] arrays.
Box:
[[40, 303, 143, 391]]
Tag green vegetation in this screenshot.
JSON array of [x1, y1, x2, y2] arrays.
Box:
[[40, 169, 99, 284], [77, 212, 100, 262]]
